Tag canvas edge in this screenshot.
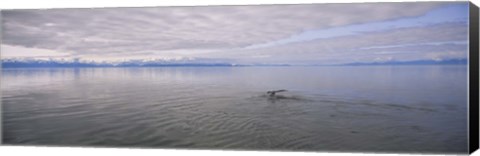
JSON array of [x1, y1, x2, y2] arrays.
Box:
[[469, 1, 479, 154]]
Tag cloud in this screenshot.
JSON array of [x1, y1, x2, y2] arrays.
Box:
[[1, 44, 70, 58], [2, 2, 447, 57], [208, 22, 468, 64]]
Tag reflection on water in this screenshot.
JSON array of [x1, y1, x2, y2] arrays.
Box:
[[1, 66, 468, 153]]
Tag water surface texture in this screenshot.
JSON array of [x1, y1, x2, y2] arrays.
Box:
[[2, 66, 468, 153]]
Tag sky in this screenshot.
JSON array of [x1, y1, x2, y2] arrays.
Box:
[[0, 2, 470, 65]]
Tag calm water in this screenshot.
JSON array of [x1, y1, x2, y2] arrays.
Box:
[[1, 66, 468, 153]]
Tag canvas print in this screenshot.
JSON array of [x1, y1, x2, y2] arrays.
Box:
[[0, 2, 474, 154]]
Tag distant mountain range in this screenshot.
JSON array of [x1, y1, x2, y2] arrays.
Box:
[[1, 58, 236, 68], [341, 58, 468, 66], [0, 58, 468, 68]]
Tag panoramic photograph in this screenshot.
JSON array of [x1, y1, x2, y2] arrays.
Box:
[[1, 1, 470, 154]]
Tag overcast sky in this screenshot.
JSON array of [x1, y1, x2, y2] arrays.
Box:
[[1, 2, 469, 64]]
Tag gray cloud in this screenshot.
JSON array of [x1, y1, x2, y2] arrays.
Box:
[[211, 22, 468, 64], [2, 2, 447, 56]]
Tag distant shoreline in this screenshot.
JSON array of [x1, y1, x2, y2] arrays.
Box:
[[0, 58, 468, 68], [0, 64, 468, 68]]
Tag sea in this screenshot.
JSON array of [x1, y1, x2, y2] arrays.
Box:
[[1, 65, 468, 153]]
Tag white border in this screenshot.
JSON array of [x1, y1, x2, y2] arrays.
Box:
[[1, 0, 478, 156]]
